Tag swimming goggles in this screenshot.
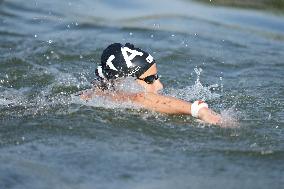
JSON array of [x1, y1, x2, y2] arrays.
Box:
[[137, 74, 159, 84]]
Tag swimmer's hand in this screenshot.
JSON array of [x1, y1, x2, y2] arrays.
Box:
[[198, 107, 221, 125], [198, 107, 239, 128]]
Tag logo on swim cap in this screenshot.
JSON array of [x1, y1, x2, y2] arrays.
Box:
[[96, 43, 155, 80], [121, 46, 143, 68]]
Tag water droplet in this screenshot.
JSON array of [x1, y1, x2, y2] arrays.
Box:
[[129, 32, 133, 36], [150, 34, 154, 38], [250, 143, 257, 147], [171, 34, 175, 37], [80, 55, 83, 59], [48, 40, 52, 44], [153, 23, 160, 28], [34, 34, 37, 38], [267, 113, 271, 120]]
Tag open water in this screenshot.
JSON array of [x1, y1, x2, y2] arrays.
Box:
[[0, 0, 283, 188]]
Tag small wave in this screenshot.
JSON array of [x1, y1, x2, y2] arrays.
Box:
[[0, 64, 90, 117]]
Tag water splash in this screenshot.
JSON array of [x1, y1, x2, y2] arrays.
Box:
[[1, 64, 240, 128], [0, 96, 16, 106], [0, 87, 29, 107], [72, 77, 144, 109], [165, 67, 221, 101], [71, 94, 138, 110], [0, 65, 90, 118], [219, 107, 240, 128], [114, 77, 145, 93], [163, 68, 241, 127]]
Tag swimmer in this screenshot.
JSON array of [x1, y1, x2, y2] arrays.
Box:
[[80, 43, 221, 125]]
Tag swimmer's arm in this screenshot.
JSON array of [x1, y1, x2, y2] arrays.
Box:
[[79, 90, 221, 125], [129, 93, 221, 125]]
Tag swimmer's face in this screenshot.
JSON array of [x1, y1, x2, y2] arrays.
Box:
[[136, 64, 163, 94]]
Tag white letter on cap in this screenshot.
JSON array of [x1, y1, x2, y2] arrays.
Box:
[[146, 54, 153, 64], [106, 55, 118, 71], [97, 66, 105, 79], [121, 47, 143, 68]]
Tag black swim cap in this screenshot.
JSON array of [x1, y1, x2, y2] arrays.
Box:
[[95, 43, 155, 80]]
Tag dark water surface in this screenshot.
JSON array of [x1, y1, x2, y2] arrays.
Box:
[[0, 0, 284, 188], [196, 0, 284, 11]]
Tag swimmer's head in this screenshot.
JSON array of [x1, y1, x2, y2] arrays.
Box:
[[95, 43, 163, 93], [96, 43, 155, 80]]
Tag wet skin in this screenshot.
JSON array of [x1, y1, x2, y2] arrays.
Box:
[[80, 64, 222, 125], [136, 64, 163, 94]]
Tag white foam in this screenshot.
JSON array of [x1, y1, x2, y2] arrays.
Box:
[[0, 98, 14, 106], [71, 94, 138, 110], [219, 107, 241, 128], [0, 87, 30, 106], [165, 67, 220, 101], [71, 77, 145, 110], [0, 64, 90, 116], [113, 77, 145, 93]]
